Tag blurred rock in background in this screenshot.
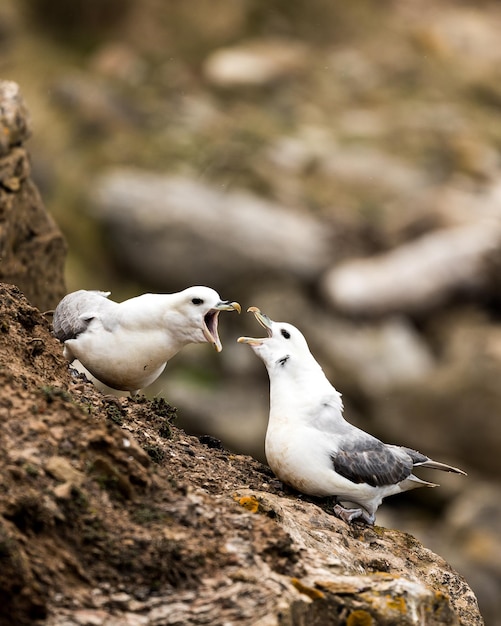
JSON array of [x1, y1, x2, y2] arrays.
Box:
[[2, 0, 501, 622], [91, 168, 333, 290], [0, 80, 66, 310]]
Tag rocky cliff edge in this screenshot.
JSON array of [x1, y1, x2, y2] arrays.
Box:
[[0, 283, 483, 626]]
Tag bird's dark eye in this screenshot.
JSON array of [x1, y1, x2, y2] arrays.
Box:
[[281, 329, 291, 339], [192, 297, 204, 305]]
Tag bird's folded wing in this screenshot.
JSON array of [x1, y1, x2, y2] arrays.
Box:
[[331, 438, 413, 487], [53, 291, 112, 342]]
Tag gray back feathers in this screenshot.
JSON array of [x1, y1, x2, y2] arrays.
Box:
[[53, 290, 111, 342]]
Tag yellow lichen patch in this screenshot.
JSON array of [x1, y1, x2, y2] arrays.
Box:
[[434, 590, 447, 602], [346, 609, 374, 626], [290, 577, 325, 600], [387, 596, 407, 613], [386, 594, 407, 613], [234, 494, 260, 513]]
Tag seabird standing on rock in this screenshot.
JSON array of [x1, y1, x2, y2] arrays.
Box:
[[238, 307, 466, 525], [53, 286, 240, 395]]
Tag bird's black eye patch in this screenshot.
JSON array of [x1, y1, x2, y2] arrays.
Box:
[[192, 297, 204, 305], [281, 329, 291, 339]]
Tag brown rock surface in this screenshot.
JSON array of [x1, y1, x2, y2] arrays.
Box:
[[0, 81, 66, 312], [0, 282, 483, 625]]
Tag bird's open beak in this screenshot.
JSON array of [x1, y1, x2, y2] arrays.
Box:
[[204, 300, 241, 352], [237, 306, 273, 345], [215, 300, 242, 314]]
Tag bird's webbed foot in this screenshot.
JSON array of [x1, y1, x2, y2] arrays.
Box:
[[69, 366, 90, 383], [334, 503, 375, 525]]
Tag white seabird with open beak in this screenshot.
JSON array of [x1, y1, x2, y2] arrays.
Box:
[[238, 307, 466, 525], [53, 286, 240, 395]]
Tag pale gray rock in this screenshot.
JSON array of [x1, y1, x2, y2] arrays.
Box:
[[92, 169, 332, 289], [203, 39, 308, 88], [266, 127, 335, 174], [321, 218, 501, 315], [426, 7, 501, 66], [430, 180, 501, 225], [321, 146, 425, 195]]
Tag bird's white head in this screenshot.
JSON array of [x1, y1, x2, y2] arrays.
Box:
[[170, 286, 241, 351], [237, 306, 314, 373]]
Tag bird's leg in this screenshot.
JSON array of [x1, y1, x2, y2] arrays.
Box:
[[334, 503, 375, 525], [269, 479, 286, 491]]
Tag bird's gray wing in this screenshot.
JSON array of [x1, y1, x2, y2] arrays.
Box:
[[53, 290, 111, 342], [331, 437, 414, 487]]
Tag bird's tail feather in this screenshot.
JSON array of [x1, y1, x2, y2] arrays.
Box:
[[415, 459, 467, 475], [403, 475, 439, 490]]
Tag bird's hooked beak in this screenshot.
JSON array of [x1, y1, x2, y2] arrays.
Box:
[[237, 306, 273, 345], [204, 300, 241, 352]]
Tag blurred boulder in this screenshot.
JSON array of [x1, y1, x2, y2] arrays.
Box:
[[91, 168, 332, 290], [266, 126, 335, 175], [203, 39, 309, 88], [0, 80, 66, 311], [422, 7, 501, 67], [372, 312, 501, 479], [322, 146, 425, 195], [321, 218, 501, 316]]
